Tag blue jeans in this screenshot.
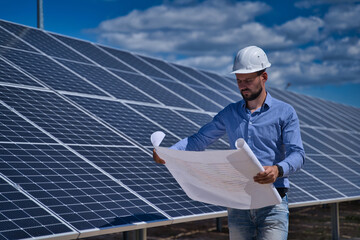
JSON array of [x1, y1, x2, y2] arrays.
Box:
[[227, 195, 289, 240]]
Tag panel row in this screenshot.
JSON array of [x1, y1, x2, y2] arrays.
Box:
[[0, 143, 167, 232], [0, 19, 359, 240], [2, 20, 359, 131], [0, 177, 75, 240], [1, 84, 358, 205]]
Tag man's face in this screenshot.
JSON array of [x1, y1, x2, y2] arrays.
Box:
[[236, 72, 266, 101]]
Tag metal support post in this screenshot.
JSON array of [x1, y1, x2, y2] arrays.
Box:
[[135, 228, 147, 240], [216, 217, 222, 232], [331, 202, 340, 240], [123, 231, 129, 240], [37, 0, 44, 29]]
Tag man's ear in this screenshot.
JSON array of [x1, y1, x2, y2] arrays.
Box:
[[261, 72, 268, 83]]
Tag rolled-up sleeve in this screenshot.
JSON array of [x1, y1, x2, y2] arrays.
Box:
[[170, 110, 227, 151]]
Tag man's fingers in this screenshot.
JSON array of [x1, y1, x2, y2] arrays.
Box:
[[253, 166, 278, 184], [153, 149, 166, 164]]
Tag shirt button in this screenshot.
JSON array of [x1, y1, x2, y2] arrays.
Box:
[[248, 136, 251, 139], [249, 121, 252, 125]]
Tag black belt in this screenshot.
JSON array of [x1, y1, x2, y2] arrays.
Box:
[[276, 188, 288, 198]]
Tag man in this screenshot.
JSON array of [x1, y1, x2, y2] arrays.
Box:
[[153, 46, 305, 239]]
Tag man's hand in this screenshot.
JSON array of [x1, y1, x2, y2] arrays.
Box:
[[253, 165, 279, 184], [153, 149, 166, 164]]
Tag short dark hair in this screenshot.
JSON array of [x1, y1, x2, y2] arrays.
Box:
[[256, 69, 266, 76]]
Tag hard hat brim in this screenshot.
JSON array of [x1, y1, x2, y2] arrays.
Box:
[[230, 63, 271, 74]]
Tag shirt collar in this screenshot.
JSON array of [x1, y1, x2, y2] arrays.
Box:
[[263, 92, 273, 109], [240, 91, 273, 111]]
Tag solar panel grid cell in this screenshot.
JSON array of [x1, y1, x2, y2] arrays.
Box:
[[59, 60, 156, 103], [52, 34, 136, 72], [0, 25, 37, 52], [220, 91, 242, 102], [100, 46, 168, 79], [284, 90, 358, 132], [173, 63, 233, 93], [329, 131, 360, 154], [202, 72, 238, 91], [334, 105, 360, 132], [130, 104, 229, 149], [301, 127, 339, 155], [111, 70, 196, 109], [174, 110, 230, 149], [0, 22, 91, 64], [290, 170, 344, 200], [140, 56, 199, 86], [314, 96, 359, 127], [313, 129, 358, 156], [308, 155, 360, 188], [191, 85, 232, 107], [304, 159, 358, 197], [67, 95, 179, 147], [138, 56, 233, 111], [0, 143, 167, 231], [0, 86, 129, 146], [0, 104, 56, 143], [271, 89, 349, 131], [288, 183, 317, 204], [70, 145, 224, 218], [0, 57, 42, 87], [130, 104, 204, 140], [1, 49, 107, 96], [175, 110, 213, 126], [0, 177, 73, 240], [270, 89, 342, 130], [156, 78, 222, 112]]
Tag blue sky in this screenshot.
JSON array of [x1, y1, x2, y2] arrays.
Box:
[[1, 0, 359, 108]]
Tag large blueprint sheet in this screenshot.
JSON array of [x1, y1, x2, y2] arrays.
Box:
[[151, 131, 281, 209]]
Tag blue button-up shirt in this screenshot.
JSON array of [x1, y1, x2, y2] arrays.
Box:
[[170, 92, 305, 188]]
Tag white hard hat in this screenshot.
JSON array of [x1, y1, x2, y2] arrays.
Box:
[[231, 46, 271, 74]]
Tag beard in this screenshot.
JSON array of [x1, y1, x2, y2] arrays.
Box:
[[241, 86, 263, 101]]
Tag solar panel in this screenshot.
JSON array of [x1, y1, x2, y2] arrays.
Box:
[[99, 46, 169, 79], [0, 19, 359, 239], [0, 104, 56, 143], [0, 86, 128, 145], [0, 143, 167, 232], [59, 60, 157, 103], [128, 103, 229, 150], [67, 95, 179, 147], [153, 78, 223, 112], [172, 63, 234, 93], [71, 145, 224, 218], [290, 169, 344, 200], [0, 21, 91, 63], [110, 70, 197, 109], [0, 177, 76, 239], [0, 27, 37, 53], [0, 49, 107, 96]]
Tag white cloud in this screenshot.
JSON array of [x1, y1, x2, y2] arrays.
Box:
[[295, 0, 360, 8], [268, 47, 320, 66], [175, 55, 233, 74], [267, 37, 360, 88], [321, 37, 360, 60], [94, 0, 271, 55], [97, 1, 269, 32], [99, 31, 179, 52], [324, 4, 360, 32], [91, 0, 360, 89], [347, 39, 360, 56], [275, 17, 324, 43]]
